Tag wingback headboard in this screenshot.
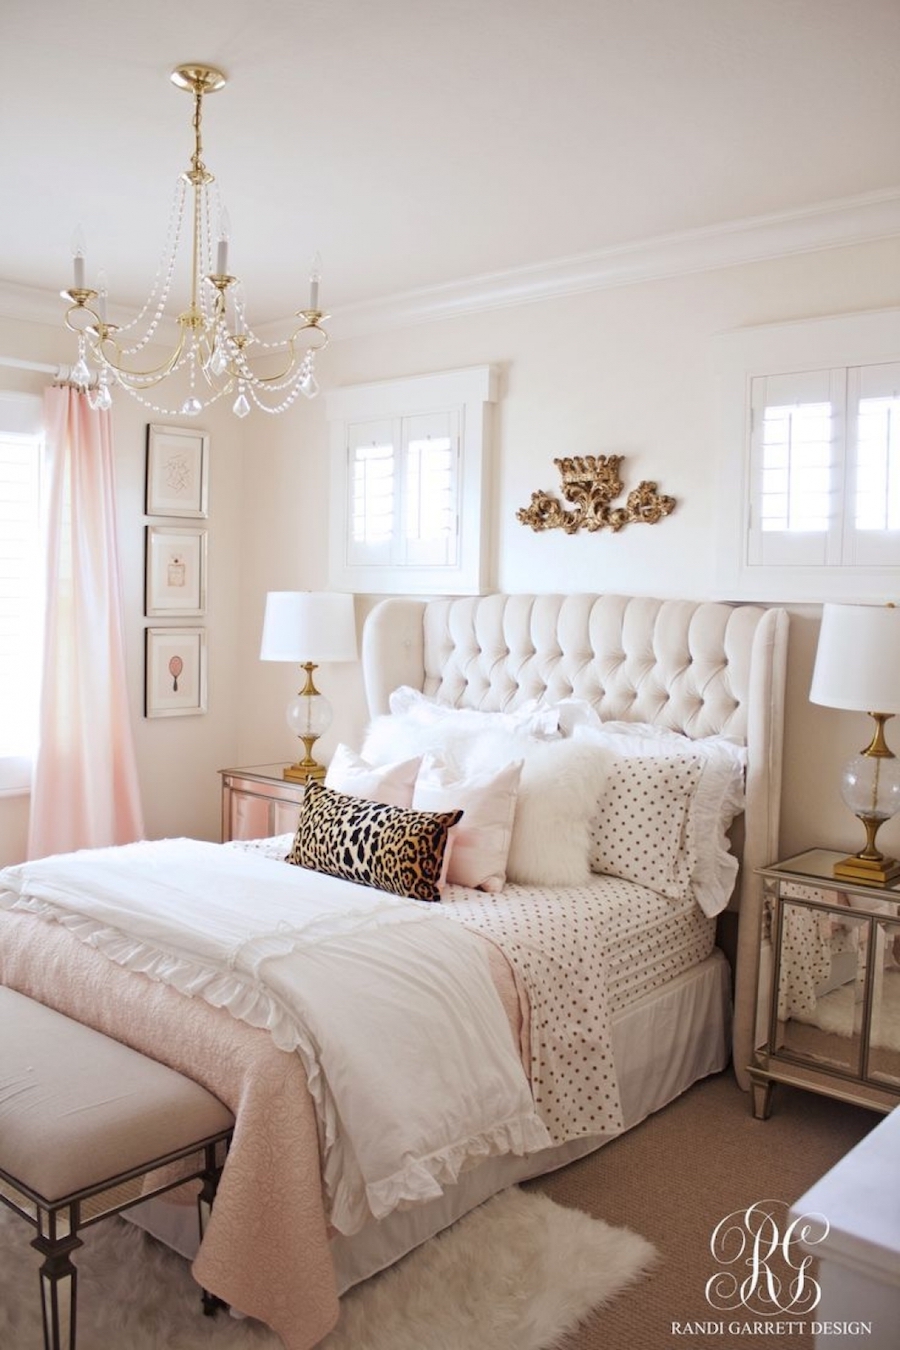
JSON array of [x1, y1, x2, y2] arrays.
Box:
[[362, 592, 790, 1089]]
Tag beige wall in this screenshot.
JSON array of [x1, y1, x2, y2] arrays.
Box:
[[237, 235, 900, 864], [0, 313, 245, 863], [2, 233, 900, 868]]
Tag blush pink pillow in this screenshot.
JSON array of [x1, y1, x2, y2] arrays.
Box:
[[412, 752, 523, 892], [325, 743, 421, 808]]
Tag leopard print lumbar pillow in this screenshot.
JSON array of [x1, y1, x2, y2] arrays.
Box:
[[287, 780, 462, 902]]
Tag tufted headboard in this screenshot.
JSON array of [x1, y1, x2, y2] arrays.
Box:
[[362, 592, 790, 1089]]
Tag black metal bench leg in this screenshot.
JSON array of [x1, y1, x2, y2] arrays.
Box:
[[197, 1144, 228, 1317], [32, 1231, 82, 1350]]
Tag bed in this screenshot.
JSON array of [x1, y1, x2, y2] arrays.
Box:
[[0, 591, 789, 1350]]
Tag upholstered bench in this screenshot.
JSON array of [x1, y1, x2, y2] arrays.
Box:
[[0, 986, 235, 1350]]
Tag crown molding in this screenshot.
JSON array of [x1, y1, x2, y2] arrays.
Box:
[[0, 280, 65, 326], [2, 189, 899, 342], [326, 188, 900, 341]]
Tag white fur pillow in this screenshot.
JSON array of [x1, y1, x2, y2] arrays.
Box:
[[448, 731, 608, 887], [506, 739, 608, 886], [362, 716, 608, 887]]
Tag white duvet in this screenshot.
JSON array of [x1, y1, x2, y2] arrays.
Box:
[[0, 839, 551, 1234]]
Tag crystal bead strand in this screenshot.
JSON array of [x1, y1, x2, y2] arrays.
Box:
[[116, 179, 188, 353]]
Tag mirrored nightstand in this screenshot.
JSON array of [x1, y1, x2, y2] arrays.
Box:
[[219, 764, 307, 843], [750, 849, 900, 1119]]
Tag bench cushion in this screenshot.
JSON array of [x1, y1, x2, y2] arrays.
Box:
[[0, 986, 234, 1203]]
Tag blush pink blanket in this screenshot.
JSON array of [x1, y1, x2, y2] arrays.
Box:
[[0, 906, 524, 1350]]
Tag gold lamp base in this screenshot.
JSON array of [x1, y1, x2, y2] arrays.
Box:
[[833, 851, 900, 886], [283, 758, 326, 783]]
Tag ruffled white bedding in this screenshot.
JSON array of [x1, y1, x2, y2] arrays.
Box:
[[0, 838, 551, 1235], [234, 836, 713, 1145]]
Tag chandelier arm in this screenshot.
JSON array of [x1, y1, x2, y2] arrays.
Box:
[[92, 324, 190, 383]]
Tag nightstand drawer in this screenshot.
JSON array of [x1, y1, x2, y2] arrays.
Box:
[[220, 765, 307, 843]]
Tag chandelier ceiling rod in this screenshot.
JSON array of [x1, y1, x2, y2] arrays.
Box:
[[61, 63, 329, 419]]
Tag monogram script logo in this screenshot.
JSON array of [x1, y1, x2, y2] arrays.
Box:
[[705, 1200, 830, 1316]]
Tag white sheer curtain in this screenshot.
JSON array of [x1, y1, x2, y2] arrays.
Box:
[[27, 385, 144, 858]]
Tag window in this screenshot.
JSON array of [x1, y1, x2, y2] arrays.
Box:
[[327, 366, 497, 594], [0, 392, 43, 794], [715, 308, 900, 601]]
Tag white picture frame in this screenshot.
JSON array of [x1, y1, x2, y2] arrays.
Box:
[[146, 423, 209, 519], [145, 627, 208, 718], [145, 525, 207, 617]]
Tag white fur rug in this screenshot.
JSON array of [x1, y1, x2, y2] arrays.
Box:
[[0, 1186, 656, 1350], [797, 968, 900, 1047]]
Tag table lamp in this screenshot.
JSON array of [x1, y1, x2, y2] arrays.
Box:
[[259, 591, 357, 781], [809, 601, 900, 885]]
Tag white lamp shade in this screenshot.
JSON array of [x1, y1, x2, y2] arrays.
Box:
[[259, 591, 357, 664], [810, 603, 900, 714]]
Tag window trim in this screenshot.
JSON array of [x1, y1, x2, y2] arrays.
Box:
[[326, 365, 498, 595], [0, 390, 43, 795], [714, 307, 900, 602]]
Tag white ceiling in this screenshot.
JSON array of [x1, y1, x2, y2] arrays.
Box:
[[1, 0, 898, 325]]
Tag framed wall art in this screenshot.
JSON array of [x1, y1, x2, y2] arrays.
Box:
[[145, 627, 208, 718], [145, 525, 207, 617], [145, 423, 209, 518]]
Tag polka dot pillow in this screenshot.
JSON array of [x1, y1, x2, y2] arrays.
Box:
[[589, 753, 702, 899]]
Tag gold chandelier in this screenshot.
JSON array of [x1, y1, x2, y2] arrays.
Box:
[[61, 63, 329, 418]]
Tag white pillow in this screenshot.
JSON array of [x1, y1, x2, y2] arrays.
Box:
[[385, 687, 562, 738], [363, 716, 608, 887], [573, 723, 746, 916], [412, 752, 523, 892], [325, 743, 421, 808]]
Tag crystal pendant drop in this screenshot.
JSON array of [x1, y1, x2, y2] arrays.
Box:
[[71, 357, 91, 387], [233, 391, 250, 418], [300, 371, 319, 399], [95, 381, 113, 411], [209, 343, 229, 377], [181, 395, 203, 416]]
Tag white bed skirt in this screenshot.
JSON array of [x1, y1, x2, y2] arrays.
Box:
[[127, 949, 731, 1294]]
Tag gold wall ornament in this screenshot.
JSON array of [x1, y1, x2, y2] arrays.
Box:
[[516, 454, 676, 534]]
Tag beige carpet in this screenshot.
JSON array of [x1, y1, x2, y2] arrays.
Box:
[[526, 1069, 876, 1350]]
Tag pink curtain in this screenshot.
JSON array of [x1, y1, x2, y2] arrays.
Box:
[[27, 386, 144, 858]]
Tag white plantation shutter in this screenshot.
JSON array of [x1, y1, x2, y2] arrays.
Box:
[[748, 370, 843, 567], [328, 366, 496, 594], [747, 360, 900, 574], [403, 411, 458, 567], [0, 394, 43, 791], [845, 361, 900, 565], [347, 420, 394, 566]]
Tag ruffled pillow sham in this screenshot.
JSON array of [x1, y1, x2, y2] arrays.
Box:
[[573, 722, 746, 916]]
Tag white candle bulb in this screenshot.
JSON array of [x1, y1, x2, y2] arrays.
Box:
[[97, 269, 108, 322], [71, 226, 87, 289], [217, 208, 231, 276], [308, 252, 322, 311]]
